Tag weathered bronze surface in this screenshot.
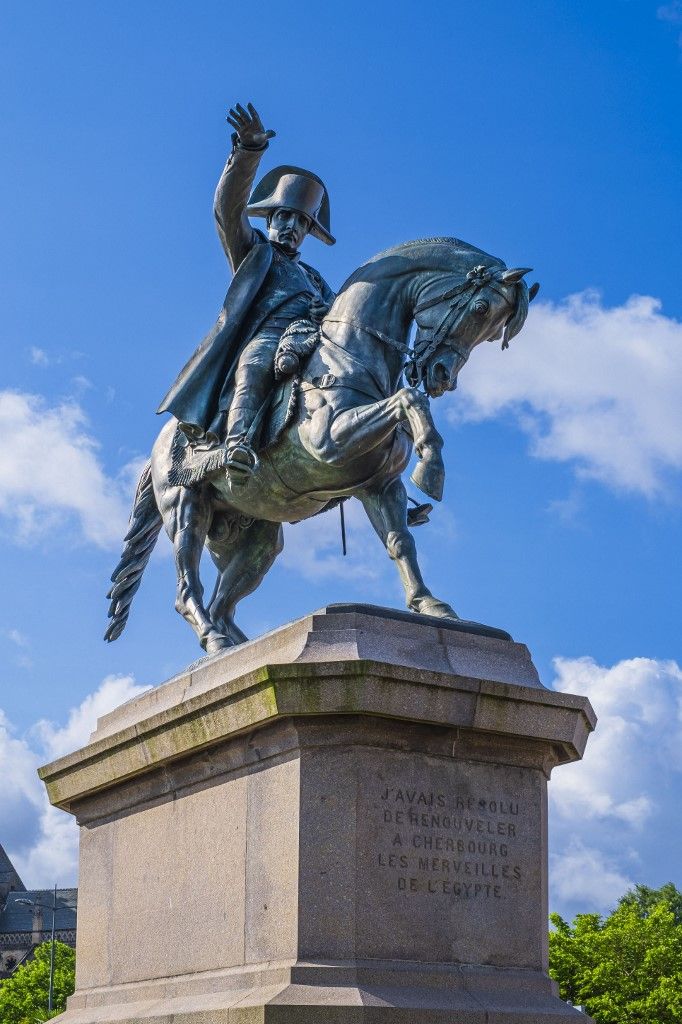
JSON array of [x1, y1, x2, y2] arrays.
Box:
[[106, 102, 538, 653]]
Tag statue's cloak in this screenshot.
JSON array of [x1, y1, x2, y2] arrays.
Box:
[[157, 241, 273, 442], [158, 238, 330, 442]]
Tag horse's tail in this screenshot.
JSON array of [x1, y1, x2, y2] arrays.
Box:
[[105, 459, 162, 642]]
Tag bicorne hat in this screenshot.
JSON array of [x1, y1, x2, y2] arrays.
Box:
[[247, 165, 335, 245]]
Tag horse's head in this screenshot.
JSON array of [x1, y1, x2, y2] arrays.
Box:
[[410, 264, 539, 398]]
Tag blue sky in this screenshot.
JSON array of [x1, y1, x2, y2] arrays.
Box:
[[1, 0, 681, 920]]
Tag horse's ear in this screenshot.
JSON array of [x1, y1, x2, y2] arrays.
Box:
[[528, 282, 540, 302], [499, 267, 532, 284]]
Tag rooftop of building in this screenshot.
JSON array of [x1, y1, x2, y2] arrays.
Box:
[[0, 844, 26, 895], [0, 889, 77, 933]]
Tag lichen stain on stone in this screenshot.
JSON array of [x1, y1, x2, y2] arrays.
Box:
[[238, 685, 277, 718]]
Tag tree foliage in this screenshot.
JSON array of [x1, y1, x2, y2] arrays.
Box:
[[549, 884, 682, 1023], [0, 941, 75, 1023]]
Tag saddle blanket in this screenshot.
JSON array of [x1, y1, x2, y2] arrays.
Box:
[[168, 378, 299, 488]]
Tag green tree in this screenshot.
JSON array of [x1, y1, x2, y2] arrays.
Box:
[[549, 883, 682, 1023], [0, 941, 75, 1023]]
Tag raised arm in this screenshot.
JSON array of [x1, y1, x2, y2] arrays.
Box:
[[214, 103, 276, 274]]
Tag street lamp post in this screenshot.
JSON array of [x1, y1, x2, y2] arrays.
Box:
[[48, 884, 56, 1013], [16, 884, 58, 1014]]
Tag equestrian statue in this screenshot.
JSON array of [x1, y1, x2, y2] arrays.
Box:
[[105, 102, 539, 654]]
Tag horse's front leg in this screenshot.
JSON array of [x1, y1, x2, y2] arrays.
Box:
[[358, 477, 459, 621], [308, 387, 446, 501], [340, 388, 445, 501], [157, 483, 229, 654], [388, 387, 446, 502]]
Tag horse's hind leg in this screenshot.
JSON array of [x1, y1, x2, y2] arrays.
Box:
[[358, 477, 459, 620], [206, 516, 284, 643], [157, 483, 230, 654]]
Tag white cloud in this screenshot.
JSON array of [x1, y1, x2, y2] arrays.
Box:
[[1, 675, 148, 887], [550, 840, 633, 913], [548, 654, 682, 917], [0, 390, 137, 548], [450, 292, 682, 495], [29, 346, 51, 367], [4, 628, 28, 649], [0, 711, 44, 854], [281, 497, 388, 583], [280, 495, 450, 593], [1, 628, 33, 669], [32, 674, 149, 760], [11, 800, 82, 894], [545, 490, 585, 527]]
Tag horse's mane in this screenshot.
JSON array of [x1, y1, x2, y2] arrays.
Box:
[[339, 237, 505, 293], [364, 236, 503, 266]]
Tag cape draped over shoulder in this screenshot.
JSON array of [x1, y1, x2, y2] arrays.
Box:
[[157, 242, 274, 438]]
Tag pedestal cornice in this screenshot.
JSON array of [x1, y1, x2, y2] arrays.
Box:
[[39, 606, 595, 814]]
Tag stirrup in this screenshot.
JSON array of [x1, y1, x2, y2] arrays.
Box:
[[225, 441, 258, 479]]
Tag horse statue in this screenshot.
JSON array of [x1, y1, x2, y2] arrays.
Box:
[[105, 237, 537, 654]]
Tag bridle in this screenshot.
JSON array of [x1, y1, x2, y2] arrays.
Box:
[[407, 264, 513, 386]]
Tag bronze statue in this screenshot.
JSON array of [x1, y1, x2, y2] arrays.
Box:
[[106, 102, 538, 654], [158, 103, 335, 480]]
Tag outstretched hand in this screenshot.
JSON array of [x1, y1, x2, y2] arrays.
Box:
[[226, 102, 276, 149]]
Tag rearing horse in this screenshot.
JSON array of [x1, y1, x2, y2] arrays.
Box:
[[106, 237, 536, 654]]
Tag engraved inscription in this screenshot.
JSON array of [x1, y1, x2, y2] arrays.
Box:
[[375, 788, 524, 898]]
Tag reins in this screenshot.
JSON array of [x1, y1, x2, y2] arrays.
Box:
[[323, 316, 411, 355]]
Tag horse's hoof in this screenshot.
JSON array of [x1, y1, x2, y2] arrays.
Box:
[[411, 598, 459, 621], [204, 634, 234, 656], [410, 454, 444, 502]]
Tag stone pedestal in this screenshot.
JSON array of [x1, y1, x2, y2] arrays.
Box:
[[41, 605, 596, 1023]]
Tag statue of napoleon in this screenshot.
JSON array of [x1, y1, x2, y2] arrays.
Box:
[[158, 102, 336, 480], [106, 100, 538, 653]]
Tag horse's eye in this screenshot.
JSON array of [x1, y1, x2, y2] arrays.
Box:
[[473, 299, 490, 315]]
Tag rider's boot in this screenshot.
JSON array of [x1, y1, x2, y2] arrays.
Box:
[[225, 402, 261, 483]]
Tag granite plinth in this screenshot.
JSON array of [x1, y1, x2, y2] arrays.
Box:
[[40, 605, 596, 1023]]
